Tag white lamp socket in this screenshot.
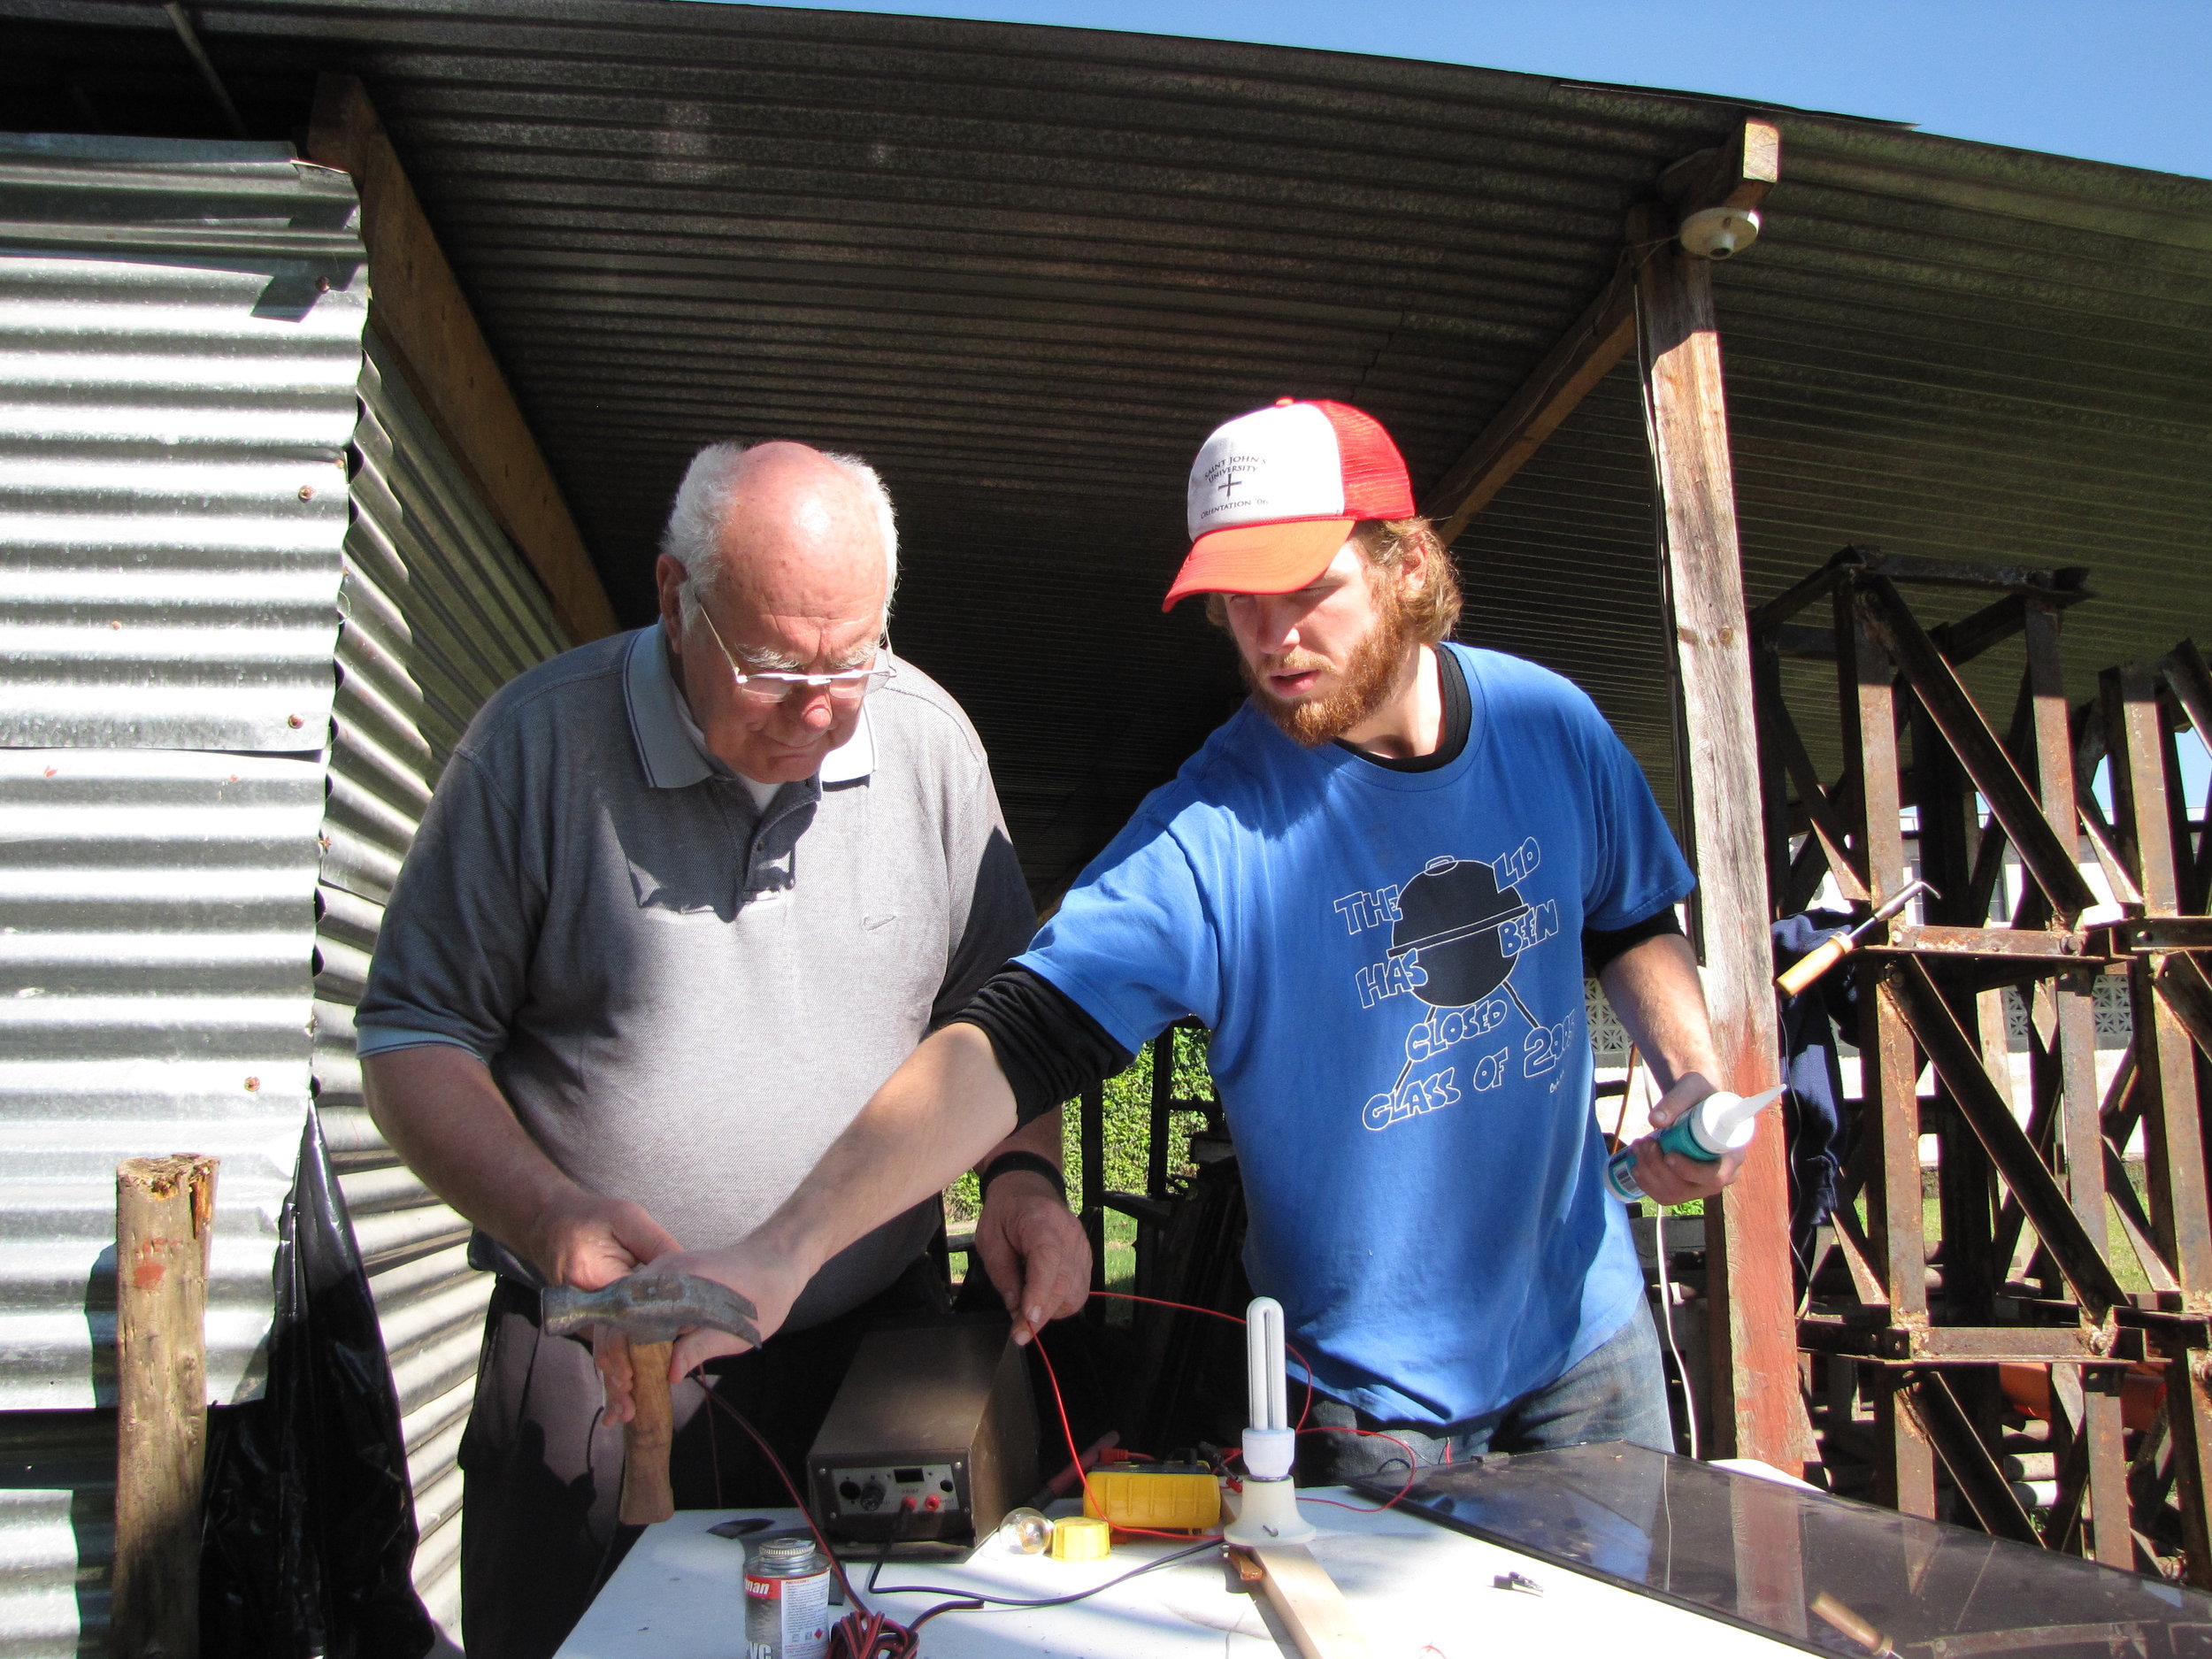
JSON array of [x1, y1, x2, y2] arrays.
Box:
[[1224, 1473, 1316, 1547], [1241, 1426, 1296, 1480]]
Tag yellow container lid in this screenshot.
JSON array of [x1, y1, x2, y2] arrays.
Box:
[[1048, 1515, 1113, 1563]]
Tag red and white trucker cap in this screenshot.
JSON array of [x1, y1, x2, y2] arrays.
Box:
[[1164, 397, 1416, 611]]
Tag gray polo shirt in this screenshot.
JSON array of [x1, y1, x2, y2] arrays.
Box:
[[357, 626, 1035, 1329]]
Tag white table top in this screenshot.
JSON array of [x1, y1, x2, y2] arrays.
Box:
[[556, 1491, 1798, 1657]]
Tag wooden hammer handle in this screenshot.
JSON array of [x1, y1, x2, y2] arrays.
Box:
[[618, 1339, 676, 1525], [1777, 933, 1851, 998]]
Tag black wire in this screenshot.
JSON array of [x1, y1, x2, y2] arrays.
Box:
[[698, 1383, 1216, 1639], [872, 1538, 1221, 1630]]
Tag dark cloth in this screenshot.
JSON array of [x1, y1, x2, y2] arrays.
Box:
[[1336, 640, 1473, 772], [458, 1258, 947, 1659], [956, 964, 1132, 1125], [1583, 906, 1684, 974], [1770, 910, 1859, 1279]]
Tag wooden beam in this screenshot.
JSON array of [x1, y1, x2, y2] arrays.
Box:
[[307, 75, 619, 644], [1423, 269, 1635, 545], [1632, 202, 1811, 1472], [1659, 118, 1783, 217], [1424, 119, 1780, 546]]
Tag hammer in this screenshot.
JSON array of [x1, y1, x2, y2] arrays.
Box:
[[542, 1272, 760, 1525], [1775, 879, 1938, 998]]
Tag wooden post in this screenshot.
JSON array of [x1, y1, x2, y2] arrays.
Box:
[[1632, 205, 1810, 1471], [113, 1154, 218, 1659]]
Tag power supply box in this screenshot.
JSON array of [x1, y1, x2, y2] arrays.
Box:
[[806, 1318, 1038, 1550]]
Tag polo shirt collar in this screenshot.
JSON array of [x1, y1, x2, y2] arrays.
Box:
[[623, 626, 875, 790]]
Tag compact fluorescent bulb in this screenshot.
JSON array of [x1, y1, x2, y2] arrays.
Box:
[[1224, 1296, 1315, 1547]]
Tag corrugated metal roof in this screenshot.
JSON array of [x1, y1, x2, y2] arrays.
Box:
[[315, 330, 568, 1638], [4, 3, 2208, 885]]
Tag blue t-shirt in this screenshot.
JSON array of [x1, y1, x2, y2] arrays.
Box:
[[1018, 644, 1695, 1425]]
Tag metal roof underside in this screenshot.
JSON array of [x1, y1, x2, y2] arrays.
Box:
[[4, 0, 2210, 895]]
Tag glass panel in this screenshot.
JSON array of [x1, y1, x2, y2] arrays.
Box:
[[1353, 1443, 2212, 1658]]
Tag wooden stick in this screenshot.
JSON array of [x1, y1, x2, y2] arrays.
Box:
[[1247, 1544, 1370, 1659], [113, 1154, 218, 1659], [618, 1339, 677, 1525]]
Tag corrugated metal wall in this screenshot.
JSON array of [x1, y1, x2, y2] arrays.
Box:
[[0, 133, 368, 1655], [0, 135, 568, 1654], [319, 331, 569, 1638]]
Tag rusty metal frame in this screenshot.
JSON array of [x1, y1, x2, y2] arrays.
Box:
[[1758, 545, 2212, 1578]]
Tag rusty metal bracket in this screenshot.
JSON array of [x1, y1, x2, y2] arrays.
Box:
[[1855, 576, 2097, 919], [1884, 960, 2128, 1318], [1900, 1371, 2045, 1546], [2109, 918, 2212, 953]]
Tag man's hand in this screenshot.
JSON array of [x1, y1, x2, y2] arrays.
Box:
[[525, 1189, 680, 1293], [1628, 1072, 1748, 1207], [972, 1170, 1090, 1346], [519, 1193, 682, 1430]]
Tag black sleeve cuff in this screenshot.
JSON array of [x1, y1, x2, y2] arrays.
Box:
[[952, 964, 1132, 1126], [1583, 905, 1685, 974]]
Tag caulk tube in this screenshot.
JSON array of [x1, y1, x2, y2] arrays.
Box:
[[1603, 1085, 1785, 1203]]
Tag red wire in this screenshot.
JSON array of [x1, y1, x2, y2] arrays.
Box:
[[693, 1279, 1416, 1648], [1086, 1290, 1316, 1430], [1038, 1292, 1417, 1521], [1296, 1425, 1421, 1514], [1029, 1329, 1216, 1541], [699, 1387, 920, 1658]]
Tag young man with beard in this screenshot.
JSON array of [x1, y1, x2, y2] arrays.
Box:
[[626, 400, 1748, 1474]]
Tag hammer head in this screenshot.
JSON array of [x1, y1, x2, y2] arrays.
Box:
[[541, 1271, 760, 1348]]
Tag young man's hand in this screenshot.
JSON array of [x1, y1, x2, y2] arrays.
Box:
[[588, 1242, 806, 1424], [1628, 1072, 1749, 1207], [972, 1170, 1090, 1345]]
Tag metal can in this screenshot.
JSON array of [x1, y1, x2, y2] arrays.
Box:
[[744, 1534, 832, 1659]]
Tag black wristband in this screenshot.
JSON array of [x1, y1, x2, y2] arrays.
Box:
[[979, 1151, 1065, 1202]]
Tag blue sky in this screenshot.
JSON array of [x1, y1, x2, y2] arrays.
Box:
[[741, 0, 2212, 180]]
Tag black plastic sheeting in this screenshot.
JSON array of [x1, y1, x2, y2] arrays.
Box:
[[201, 1106, 435, 1659]]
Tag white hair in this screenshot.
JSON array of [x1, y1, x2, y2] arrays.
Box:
[[659, 441, 899, 628]]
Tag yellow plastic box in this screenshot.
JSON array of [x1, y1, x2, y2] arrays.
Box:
[[1080, 1469, 1223, 1532]]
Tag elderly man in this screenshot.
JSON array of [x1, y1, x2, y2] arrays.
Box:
[[641, 400, 1746, 1479], [356, 441, 1083, 1659]]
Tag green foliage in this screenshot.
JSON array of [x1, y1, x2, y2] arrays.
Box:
[[945, 1029, 1218, 1224]]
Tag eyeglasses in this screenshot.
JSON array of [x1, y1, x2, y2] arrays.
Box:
[[695, 606, 896, 706]]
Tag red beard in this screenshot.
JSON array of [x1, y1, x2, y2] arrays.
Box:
[[1240, 569, 1418, 749]]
